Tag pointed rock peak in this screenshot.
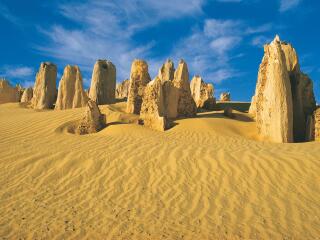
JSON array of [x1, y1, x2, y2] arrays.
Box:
[[272, 34, 281, 44], [179, 59, 186, 64], [166, 59, 173, 64]]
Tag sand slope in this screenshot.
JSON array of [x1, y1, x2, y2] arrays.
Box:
[[0, 102, 319, 239]]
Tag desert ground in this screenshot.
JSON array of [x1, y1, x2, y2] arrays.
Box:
[[0, 101, 319, 240]]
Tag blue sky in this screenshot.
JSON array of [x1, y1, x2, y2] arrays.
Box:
[[0, 0, 319, 101]]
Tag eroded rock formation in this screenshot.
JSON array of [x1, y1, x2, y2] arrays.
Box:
[[314, 108, 320, 142], [190, 75, 215, 110], [172, 60, 197, 117], [305, 108, 320, 142], [220, 92, 230, 101], [126, 59, 151, 114], [76, 100, 106, 135], [0, 79, 20, 104], [249, 35, 316, 143], [55, 65, 88, 110], [157, 60, 179, 119], [140, 77, 169, 131], [16, 84, 24, 101], [158, 59, 175, 82], [31, 62, 57, 109], [116, 79, 130, 99], [20, 87, 33, 103], [89, 60, 116, 105]]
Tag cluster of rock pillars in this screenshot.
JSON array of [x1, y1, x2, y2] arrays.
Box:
[[0, 35, 319, 143]]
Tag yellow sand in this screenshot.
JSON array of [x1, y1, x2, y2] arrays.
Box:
[[0, 102, 319, 240]]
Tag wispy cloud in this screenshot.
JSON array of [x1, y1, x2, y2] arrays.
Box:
[[251, 35, 272, 47], [0, 3, 20, 25], [172, 18, 271, 83], [0, 65, 35, 87], [35, 0, 273, 86], [36, 0, 205, 86], [279, 0, 302, 12], [0, 66, 34, 79]]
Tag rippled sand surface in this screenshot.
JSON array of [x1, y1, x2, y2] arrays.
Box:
[[0, 102, 319, 239]]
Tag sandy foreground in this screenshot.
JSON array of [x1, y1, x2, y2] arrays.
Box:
[[0, 102, 319, 240]]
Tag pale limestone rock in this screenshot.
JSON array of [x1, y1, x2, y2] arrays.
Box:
[[76, 100, 106, 135], [314, 108, 320, 142], [190, 75, 215, 109], [158, 59, 175, 82], [16, 84, 24, 101], [172, 60, 197, 117], [249, 35, 293, 143], [55, 65, 88, 110], [20, 87, 33, 103], [162, 80, 179, 119], [250, 35, 316, 143], [280, 42, 316, 142], [116, 79, 130, 99], [126, 59, 151, 114], [140, 77, 169, 131], [89, 60, 116, 105], [31, 62, 57, 109], [220, 92, 231, 101], [0, 79, 20, 104], [305, 114, 315, 141], [157, 60, 179, 118], [306, 108, 320, 142]]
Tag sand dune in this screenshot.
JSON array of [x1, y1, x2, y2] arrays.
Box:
[[0, 102, 319, 239]]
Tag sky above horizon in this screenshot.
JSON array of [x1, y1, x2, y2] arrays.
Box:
[[0, 0, 319, 102]]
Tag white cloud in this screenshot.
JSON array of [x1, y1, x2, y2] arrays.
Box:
[[204, 19, 243, 38], [279, 0, 302, 12], [245, 23, 273, 34], [251, 35, 272, 47], [172, 18, 271, 84], [35, 0, 273, 86], [0, 3, 20, 25], [0, 66, 35, 87], [0, 66, 34, 79], [210, 36, 242, 54], [36, 0, 205, 86]]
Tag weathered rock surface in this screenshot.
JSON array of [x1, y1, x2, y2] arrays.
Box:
[[31, 62, 57, 109], [172, 60, 197, 117], [20, 87, 33, 103], [76, 100, 106, 135], [280, 42, 316, 141], [249, 35, 316, 143], [190, 75, 215, 109], [55, 65, 88, 110], [162, 80, 179, 119], [140, 77, 169, 131], [156, 60, 179, 119], [305, 108, 320, 142], [126, 59, 151, 114], [116, 79, 130, 99], [16, 84, 24, 101], [158, 59, 175, 82], [89, 60, 116, 105], [220, 92, 231, 101], [314, 108, 320, 142], [0, 79, 20, 104]]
